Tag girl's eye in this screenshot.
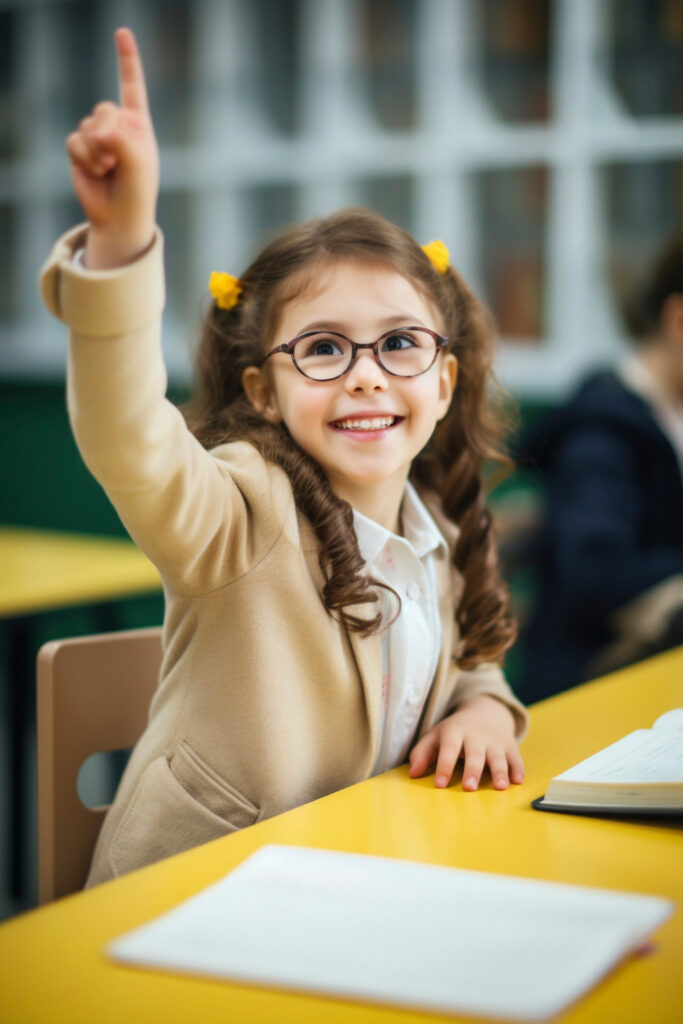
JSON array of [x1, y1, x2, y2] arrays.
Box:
[[381, 331, 418, 352], [300, 336, 344, 358]]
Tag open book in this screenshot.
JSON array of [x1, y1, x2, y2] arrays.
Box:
[[109, 845, 672, 1021], [534, 708, 683, 816]]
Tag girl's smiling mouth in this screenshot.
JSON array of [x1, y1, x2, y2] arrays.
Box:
[[330, 415, 404, 433]]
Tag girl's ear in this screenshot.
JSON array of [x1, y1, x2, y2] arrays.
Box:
[[241, 366, 282, 423], [436, 353, 458, 421]]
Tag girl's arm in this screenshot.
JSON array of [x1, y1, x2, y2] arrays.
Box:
[[45, 29, 286, 593]]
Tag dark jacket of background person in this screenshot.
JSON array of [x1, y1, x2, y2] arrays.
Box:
[[514, 369, 683, 703], [513, 232, 683, 704]]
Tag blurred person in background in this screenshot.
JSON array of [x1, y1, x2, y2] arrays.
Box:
[[515, 233, 683, 703]]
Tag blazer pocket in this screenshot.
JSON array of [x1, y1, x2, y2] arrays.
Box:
[[108, 744, 260, 878], [169, 741, 260, 829]]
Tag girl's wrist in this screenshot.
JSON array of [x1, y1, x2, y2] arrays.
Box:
[[84, 224, 155, 270], [455, 694, 515, 730]]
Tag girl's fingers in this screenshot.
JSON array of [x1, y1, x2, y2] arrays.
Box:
[[461, 738, 486, 791], [408, 732, 439, 778], [507, 745, 525, 785], [93, 100, 120, 121], [434, 737, 463, 789], [114, 27, 150, 114], [487, 750, 511, 790], [66, 132, 108, 177]]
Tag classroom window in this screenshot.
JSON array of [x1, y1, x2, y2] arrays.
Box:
[[243, 183, 299, 248], [353, 174, 415, 237], [476, 166, 549, 342], [357, 0, 417, 131], [476, 0, 551, 123], [157, 191, 194, 326], [42, 1, 101, 149], [248, 0, 301, 136], [608, 0, 683, 117], [602, 159, 683, 331], [0, 205, 18, 321]]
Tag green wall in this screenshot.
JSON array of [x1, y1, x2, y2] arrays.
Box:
[[1, 377, 189, 535]]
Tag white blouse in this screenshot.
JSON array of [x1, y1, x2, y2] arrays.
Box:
[[353, 482, 448, 774]]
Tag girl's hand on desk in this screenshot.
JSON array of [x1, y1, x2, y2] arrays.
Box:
[[408, 695, 524, 791], [66, 27, 158, 269]]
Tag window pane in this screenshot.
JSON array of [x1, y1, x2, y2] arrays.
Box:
[[357, 0, 417, 130], [50, 197, 84, 241], [354, 174, 415, 236], [44, 1, 100, 146], [248, 0, 301, 135], [0, 205, 18, 321], [144, 0, 196, 145], [157, 191, 193, 326], [608, 0, 683, 117], [477, 0, 551, 122], [0, 10, 22, 159], [476, 166, 548, 340], [244, 184, 299, 246], [602, 159, 683, 331]]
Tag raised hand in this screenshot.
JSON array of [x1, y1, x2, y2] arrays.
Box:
[[66, 27, 159, 268]]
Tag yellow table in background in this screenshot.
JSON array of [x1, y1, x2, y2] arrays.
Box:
[[0, 526, 161, 615], [1, 647, 681, 1024], [1, 526, 162, 902]]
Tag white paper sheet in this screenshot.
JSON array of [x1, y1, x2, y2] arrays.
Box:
[[109, 845, 673, 1021]]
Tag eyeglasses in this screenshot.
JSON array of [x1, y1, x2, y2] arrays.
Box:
[[262, 326, 449, 381]]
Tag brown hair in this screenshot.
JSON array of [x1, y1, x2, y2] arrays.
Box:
[[623, 233, 683, 340], [185, 207, 516, 668]]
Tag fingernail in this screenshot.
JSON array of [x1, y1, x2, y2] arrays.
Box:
[[465, 777, 477, 790], [435, 774, 448, 787]]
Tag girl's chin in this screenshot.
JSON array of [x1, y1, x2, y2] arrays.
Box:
[[325, 464, 409, 489]]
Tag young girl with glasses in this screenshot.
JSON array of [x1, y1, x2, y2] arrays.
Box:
[[42, 28, 528, 887]]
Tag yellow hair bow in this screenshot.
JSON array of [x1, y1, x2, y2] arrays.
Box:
[[209, 271, 242, 311], [421, 240, 450, 274]]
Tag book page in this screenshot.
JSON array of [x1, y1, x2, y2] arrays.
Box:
[[555, 729, 683, 785], [109, 845, 672, 1021], [653, 708, 683, 733]]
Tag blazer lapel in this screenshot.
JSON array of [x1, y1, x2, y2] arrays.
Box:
[[414, 491, 464, 736], [299, 513, 382, 768], [346, 612, 383, 765], [417, 549, 457, 734]]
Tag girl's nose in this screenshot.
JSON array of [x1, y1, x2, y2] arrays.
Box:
[[344, 351, 389, 393]]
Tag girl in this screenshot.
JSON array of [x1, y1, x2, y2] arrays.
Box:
[[42, 28, 528, 887]]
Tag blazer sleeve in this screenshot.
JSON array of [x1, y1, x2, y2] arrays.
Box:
[[446, 663, 529, 740], [39, 224, 288, 594]]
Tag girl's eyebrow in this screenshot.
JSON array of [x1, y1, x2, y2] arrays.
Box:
[[296, 314, 427, 335]]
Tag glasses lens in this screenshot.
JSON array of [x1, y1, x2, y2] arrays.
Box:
[[293, 333, 352, 380], [378, 329, 436, 376]]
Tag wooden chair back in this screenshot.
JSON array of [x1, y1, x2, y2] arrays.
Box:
[[36, 627, 162, 903]]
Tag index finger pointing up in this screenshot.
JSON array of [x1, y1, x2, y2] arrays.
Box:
[[114, 27, 150, 113]]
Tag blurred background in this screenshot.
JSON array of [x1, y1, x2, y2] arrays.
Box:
[[1, 0, 682, 916]]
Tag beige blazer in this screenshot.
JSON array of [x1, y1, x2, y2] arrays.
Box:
[[41, 225, 529, 887]]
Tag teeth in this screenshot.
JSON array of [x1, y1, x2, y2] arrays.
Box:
[[336, 417, 396, 430]]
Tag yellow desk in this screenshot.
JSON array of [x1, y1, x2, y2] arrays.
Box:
[[0, 526, 161, 616], [1, 526, 162, 902], [1, 648, 681, 1024]]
